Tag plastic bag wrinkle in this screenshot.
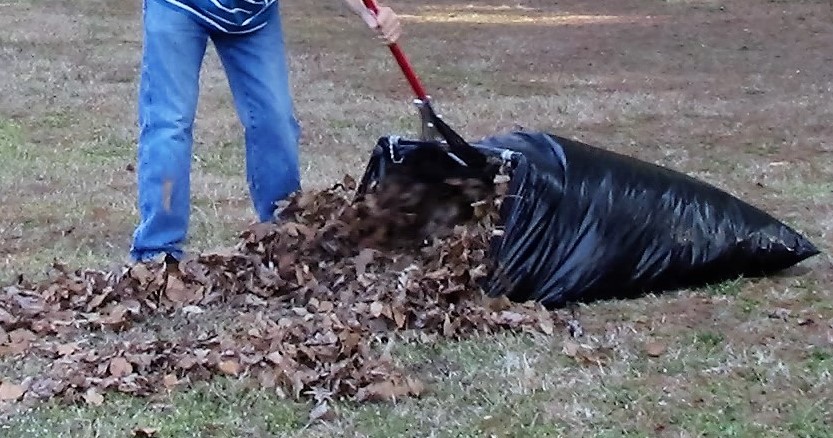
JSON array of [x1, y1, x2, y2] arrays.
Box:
[[476, 131, 820, 308]]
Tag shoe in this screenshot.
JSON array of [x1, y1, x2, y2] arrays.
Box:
[[163, 253, 181, 275], [127, 252, 181, 274]]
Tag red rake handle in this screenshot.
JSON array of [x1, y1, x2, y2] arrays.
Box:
[[361, 0, 429, 101]]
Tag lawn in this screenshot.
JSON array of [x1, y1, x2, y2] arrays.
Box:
[[1, 0, 832, 436]]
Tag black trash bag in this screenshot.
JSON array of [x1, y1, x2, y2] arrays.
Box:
[[357, 130, 821, 309], [475, 131, 820, 307]]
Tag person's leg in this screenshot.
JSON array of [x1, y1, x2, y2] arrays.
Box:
[[131, 0, 209, 262], [211, 5, 302, 222]]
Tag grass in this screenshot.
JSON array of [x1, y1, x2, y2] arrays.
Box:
[[1, 0, 833, 436], [0, 380, 308, 437]]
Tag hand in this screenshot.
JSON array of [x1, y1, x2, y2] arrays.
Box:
[[359, 5, 402, 44]]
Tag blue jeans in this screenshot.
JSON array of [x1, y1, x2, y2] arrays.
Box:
[[130, 0, 301, 262]]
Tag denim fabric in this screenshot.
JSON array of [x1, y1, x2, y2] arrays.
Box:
[[130, 0, 301, 262]]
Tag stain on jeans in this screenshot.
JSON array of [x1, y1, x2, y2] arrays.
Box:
[[162, 179, 173, 212]]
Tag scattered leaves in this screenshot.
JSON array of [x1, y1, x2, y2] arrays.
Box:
[[0, 173, 559, 406], [562, 340, 612, 367], [0, 381, 25, 401]]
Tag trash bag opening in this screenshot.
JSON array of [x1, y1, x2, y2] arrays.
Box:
[[352, 136, 514, 253]]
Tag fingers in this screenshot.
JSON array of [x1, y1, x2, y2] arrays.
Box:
[[374, 7, 401, 44]]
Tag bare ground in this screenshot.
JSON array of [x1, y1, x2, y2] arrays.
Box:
[[1, 0, 832, 436]]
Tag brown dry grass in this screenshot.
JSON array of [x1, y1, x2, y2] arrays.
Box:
[[1, 0, 832, 436]]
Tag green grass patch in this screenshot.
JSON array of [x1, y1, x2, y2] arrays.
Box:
[[787, 402, 833, 438], [0, 379, 308, 438], [693, 331, 725, 351], [0, 119, 26, 166], [704, 277, 746, 297], [804, 347, 832, 374], [195, 139, 245, 178], [74, 135, 134, 164]]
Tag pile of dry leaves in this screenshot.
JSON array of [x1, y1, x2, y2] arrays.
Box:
[[0, 171, 559, 410]]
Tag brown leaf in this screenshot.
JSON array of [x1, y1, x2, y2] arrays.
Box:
[[406, 376, 425, 397], [369, 301, 384, 318], [8, 328, 36, 344], [0, 342, 28, 357], [182, 305, 204, 315], [101, 304, 129, 329], [218, 359, 241, 376], [0, 308, 17, 325], [130, 262, 154, 284], [645, 341, 667, 357], [84, 387, 104, 406], [164, 275, 193, 304], [484, 295, 513, 312], [340, 331, 361, 355], [176, 356, 197, 370], [56, 343, 78, 356], [125, 353, 153, 369], [294, 266, 306, 287], [122, 299, 143, 314], [442, 314, 454, 337], [562, 341, 580, 357], [162, 374, 179, 389], [240, 353, 264, 365], [258, 369, 278, 389], [497, 310, 527, 326], [355, 376, 424, 403], [265, 351, 284, 365], [574, 347, 613, 367], [537, 308, 555, 335], [355, 381, 397, 402], [354, 248, 376, 277], [5, 328, 35, 356], [392, 308, 407, 329], [109, 357, 134, 378], [342, 174, 357, 190], [317, 300, 334, 313], [133, 427, 159, 437], [0, 381, 25, 401], [87, 290, 110, 311]]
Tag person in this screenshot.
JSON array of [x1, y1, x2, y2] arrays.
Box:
[[129, 0, 402, 265]]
